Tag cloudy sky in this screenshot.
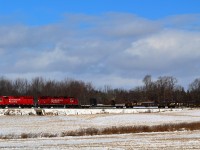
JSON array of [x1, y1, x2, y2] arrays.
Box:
[[0, 0, 200, 89]]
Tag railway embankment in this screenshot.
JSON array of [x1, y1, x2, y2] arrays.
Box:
[[0, 108, 185, 116]]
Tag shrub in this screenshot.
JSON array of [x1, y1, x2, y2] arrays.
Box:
[[21, 133, 28, 139]]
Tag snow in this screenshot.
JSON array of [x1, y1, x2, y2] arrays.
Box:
[[0, 108, 199, 136], [0, 107, 183, 116], [0, 131, 200, 149], [0, 108, 200, 149]]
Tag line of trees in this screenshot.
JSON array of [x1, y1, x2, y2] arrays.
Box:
[[0, 75, 200, 105]]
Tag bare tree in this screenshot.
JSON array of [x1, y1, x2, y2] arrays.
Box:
[[156, 76, 178, 102], [12, 78, 29, 95], [0, 77, 13, 95], [189, 78, 200, 105]]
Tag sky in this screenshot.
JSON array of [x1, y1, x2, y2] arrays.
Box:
[[0, 0, 200, 90]]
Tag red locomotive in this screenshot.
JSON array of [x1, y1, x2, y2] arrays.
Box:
[[0, 96, 79, 108], [0, 96, 34, 108], [37, 96, 79, 108]]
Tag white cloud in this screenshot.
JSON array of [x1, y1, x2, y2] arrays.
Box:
[[0, 13, 200, 89], [120, 29, 200, 71]]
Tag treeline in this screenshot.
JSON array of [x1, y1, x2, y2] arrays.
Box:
[[0, 75, 200, 105]]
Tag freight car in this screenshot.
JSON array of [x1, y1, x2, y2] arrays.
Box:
[[0, 96, 34, 108]]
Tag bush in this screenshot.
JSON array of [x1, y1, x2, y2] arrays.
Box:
[[21, 133, 28, 139]]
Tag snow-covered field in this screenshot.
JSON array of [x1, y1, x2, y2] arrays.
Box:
[[1, 131, 200, 150], [0, 108, 200, 149], [0, 107, 183, 116]]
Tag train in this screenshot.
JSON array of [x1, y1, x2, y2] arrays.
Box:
[[0, 95, 185, 109], [0, 96, 79, 108]]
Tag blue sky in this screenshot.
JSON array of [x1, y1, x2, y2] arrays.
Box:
[[1, 0, 199, 25], [0, 0, 200, 89]]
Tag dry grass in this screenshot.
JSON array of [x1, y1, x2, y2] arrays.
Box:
[[63, 128, 99, 136], [1, 121, 200, 139], [0, 133, 58, 139], [62, 121, 200, 136]]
